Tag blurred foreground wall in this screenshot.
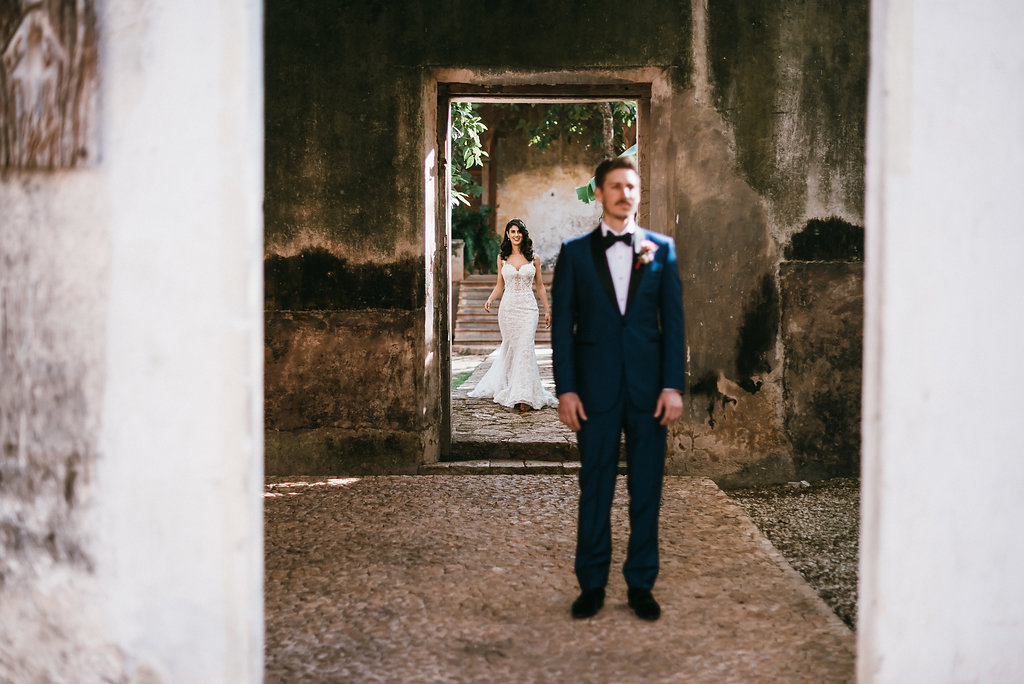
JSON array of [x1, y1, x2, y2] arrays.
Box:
[[0, 2, 264, 680]]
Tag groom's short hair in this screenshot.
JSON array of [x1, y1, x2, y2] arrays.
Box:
[[595, 156, 639, 189]]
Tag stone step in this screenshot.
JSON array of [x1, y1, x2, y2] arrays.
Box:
[[458, 290, 550, 301], [447, 439, 625, 463], [454, 331, 551, 342], [453, 336, 499, 344], [459, 284, 552, 294], [452, 345, 506, 355], [452, 326, 504, 334], [452, 344, 553, 353], [459, 299, 551, 308], [454, 312, 500, 321], [420, 459, 628, 475], [454, 322, 551, 332], [453, 313, 502, 321], [453, 273, 554, 345], [458, 287, 551, 297], [456, 321, 552, 331], [452, 338, 554, 348], [457, 297, 501, 306], [459, 287, 552, 295], [452, 339, 552, 349], [455, 303, 550, 313], [454, 309, 502, 317], [456, 300, 494, 310], [454, 322, 503, 330], [449, 438, 576, 462], [455, 309, 548, 318], [462, 274, 553, 283], [452, 331, 501, 340]]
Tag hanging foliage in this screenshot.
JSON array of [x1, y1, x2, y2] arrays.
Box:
[[512, 101, 637, 154], [450, 102, 488, 207]]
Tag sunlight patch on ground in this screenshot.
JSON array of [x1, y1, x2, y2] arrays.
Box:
[[264, 478, 361, 497]]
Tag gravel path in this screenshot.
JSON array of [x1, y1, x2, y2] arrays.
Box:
[[727, 478, 860, 629]]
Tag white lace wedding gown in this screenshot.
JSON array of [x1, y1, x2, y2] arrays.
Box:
[[468, 262, 558, 409]]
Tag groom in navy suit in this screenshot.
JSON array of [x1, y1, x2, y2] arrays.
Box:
[[552, 156, 685, 621]]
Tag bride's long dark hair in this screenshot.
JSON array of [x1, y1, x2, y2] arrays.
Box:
[[499, 218, 534, 262]]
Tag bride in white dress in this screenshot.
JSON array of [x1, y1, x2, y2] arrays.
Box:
[[468, 219, 558, 411]]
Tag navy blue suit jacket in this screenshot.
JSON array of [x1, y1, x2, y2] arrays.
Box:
[[552, 226, 685, 414]]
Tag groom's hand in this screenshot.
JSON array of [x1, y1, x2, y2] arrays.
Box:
[[558, 392, 588, 432], [654, 389, 683, 426]]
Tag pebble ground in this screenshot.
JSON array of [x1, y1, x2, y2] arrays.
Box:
[[728, 478, 860, 629], [264, 475, 854, 682]]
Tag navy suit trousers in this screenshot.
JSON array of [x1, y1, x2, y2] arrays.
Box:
[[574, 385, 666, 591]]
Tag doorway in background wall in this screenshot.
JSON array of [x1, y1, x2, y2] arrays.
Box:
[[432, 83, 651, 464]]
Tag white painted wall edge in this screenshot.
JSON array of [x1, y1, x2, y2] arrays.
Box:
[[96, 1, 264, 681], [860, 1, 1024, 681]]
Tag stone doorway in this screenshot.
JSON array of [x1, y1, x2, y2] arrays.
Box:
[[428, 80, 656, 467]]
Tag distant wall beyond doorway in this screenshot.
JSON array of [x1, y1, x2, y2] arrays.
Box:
[[483, 102, 627, 270]]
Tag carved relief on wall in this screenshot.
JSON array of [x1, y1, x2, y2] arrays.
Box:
[[1, 1, 97, 169]]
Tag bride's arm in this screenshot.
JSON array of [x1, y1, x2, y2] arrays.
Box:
[[484, 255, 505, 313], [533, 257, 551, 328]]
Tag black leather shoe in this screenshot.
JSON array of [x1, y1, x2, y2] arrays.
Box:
[[571, 588, 605, 619], [627, 588, 661, 621]]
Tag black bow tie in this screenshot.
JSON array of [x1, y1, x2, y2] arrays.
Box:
[[603, 232, 632, 250]]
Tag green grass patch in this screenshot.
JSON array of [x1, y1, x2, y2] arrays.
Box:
[[452, 371, 473, 390]]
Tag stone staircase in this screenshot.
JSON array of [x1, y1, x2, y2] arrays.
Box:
[[453, 273, 553, 354]]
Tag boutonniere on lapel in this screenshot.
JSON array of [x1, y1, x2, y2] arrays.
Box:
[[635, 239, 658, 269]]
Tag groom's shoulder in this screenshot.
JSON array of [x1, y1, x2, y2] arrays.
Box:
[[639, 227, 674, 246], [561, 230, 595, 251]]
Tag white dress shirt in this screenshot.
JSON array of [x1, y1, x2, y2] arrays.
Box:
[[601, 219, 636, 315], [601, 219, 677, 396]]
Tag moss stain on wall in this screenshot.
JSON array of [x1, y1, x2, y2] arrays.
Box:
[[265, 249, 424, 311], [707, 0, 867, 226]]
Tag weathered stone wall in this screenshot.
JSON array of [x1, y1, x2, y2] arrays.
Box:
[[668, 0, 867, 485], [263, 0, 693, 468], [706, 1, 867, 231], [779, 217, 864, 480], [265, 309, 423, 474], [264, 0, 868, 483], [2, 2, 264, 680], [781, 261, 863, 479], [665, 86, 791, 486]]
